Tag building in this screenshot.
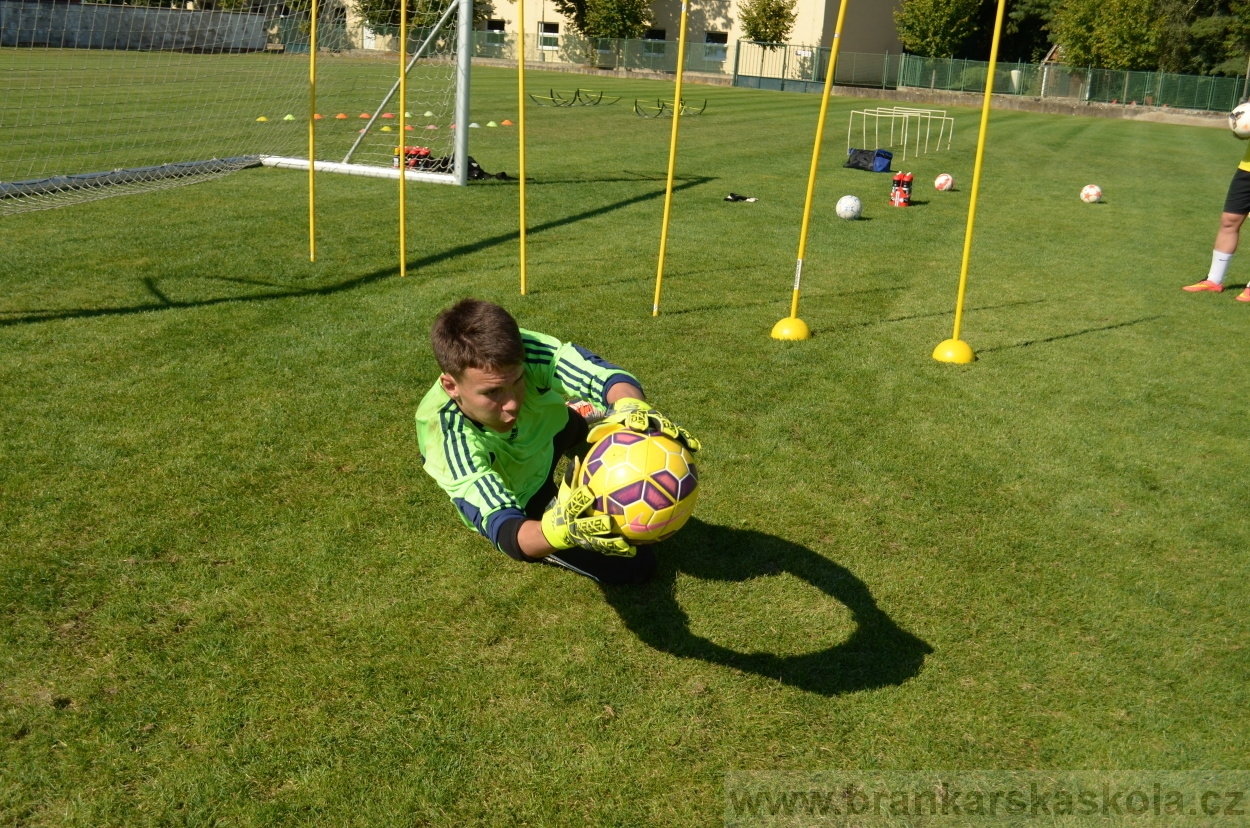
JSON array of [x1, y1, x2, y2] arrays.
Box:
[[478, 0, 902, 73]]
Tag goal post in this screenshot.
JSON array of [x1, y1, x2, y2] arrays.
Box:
[[264, 0, 471, 186], [0, 0, 472, 217]]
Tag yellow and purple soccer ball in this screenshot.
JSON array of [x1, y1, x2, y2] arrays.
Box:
[[579, 429, 698, 543]]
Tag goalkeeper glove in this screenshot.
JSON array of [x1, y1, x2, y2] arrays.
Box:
[[594, 398, 701, 452], [540, 457, 635, 557]]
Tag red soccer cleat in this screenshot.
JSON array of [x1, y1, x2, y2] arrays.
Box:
[[1237, 287, 1250, 302], [1182, 280, 1224, 292]]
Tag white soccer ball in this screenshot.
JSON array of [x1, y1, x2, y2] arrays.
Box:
[[835, 195, 862, 220], [934, 173, 954, 191], [1080, 184, 1102, 203], [1230, 103, 1250, 139]]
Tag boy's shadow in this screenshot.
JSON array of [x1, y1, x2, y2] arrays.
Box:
[[600, 518, 932, 696]]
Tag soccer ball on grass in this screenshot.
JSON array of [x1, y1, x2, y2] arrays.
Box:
[[835, 195, 862, 220], [1080, 184, 1102, 203], [934, 173, 954, 191], [578, 429, 698, 544]]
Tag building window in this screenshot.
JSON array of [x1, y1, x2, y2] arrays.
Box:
[[704, 30, 727, 61], [485, 18, 505, 46], [539, 21, 559, 50], [643, 28, 666, 56]]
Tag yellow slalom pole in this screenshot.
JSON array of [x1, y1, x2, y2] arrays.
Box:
[[932, 0, 1007, 364], [398, 0, 408, 278], [770, 0, 850, 340], [517, 1, 528, 294], [308, 0, 317, 262], [651, 0, 690, 316]]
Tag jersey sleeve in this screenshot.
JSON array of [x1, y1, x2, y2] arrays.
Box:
[[520, 329, 641, 406], [416, 399, 526, 549]]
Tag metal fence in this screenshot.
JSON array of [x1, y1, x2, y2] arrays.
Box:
[[896, 54, 1247, 110], [269, 25, 739, 74], [267, 22, 1249, 111], [730, 41, 1245, 112], [468, 30, 735, 74]]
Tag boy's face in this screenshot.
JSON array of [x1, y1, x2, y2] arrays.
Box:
[[441, 363, 526, 433]]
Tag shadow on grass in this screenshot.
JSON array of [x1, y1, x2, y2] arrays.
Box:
[[977, 315, 1161, 353], [601, 518, 932, 697], [0, 175, 715, 328], [660, 284, 917, 317], [844, 297, 1048, 329]]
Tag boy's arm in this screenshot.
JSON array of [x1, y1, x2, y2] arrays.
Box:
[[606, 382, 644, 405], [417, 399, 533, 557], [502, 454, 636, 559], [516, 519, 556, 559], [521, 330, 642, 407]]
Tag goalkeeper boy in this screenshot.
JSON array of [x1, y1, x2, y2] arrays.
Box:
[[415, 298, 699, 585]]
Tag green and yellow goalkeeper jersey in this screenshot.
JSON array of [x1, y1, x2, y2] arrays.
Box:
[[414, 329, 640, 549], [1239, 141, 1250, 172]]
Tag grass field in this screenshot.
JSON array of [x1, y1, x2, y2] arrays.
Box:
[[2, 64, 1248, 826]]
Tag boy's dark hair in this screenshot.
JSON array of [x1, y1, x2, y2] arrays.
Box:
[[431, 298, 523, 376]]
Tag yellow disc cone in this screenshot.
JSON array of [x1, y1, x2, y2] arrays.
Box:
[[771, 317, 811, 340], [932, 338, 975, 363], [256, 116, 268, 122]]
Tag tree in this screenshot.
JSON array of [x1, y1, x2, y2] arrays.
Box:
[[584, 0, 652, 39], [739, 0, 797, 45], [1050, 0, 1164, 70], [894, 0, 983, 57], [553, 0, 652, 38], [971, 0, 1059, 63], [351, 0, 487, 31]]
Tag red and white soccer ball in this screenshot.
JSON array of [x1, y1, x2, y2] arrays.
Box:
[[1080, 184, 1103, 203], [1230, 103, 1250, 139], [934, 173, 954, 191]]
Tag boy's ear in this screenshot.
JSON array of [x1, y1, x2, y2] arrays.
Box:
[[439, 373, 459, 400]]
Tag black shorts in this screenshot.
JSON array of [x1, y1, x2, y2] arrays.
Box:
[[1224, 168, 1250, 215]]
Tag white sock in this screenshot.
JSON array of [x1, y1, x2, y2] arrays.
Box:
[[1208, 250, 1234, 285]]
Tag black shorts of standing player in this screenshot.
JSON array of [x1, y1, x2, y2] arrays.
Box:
[[499, 407, 658, 586], [1224, 169, 1250, 216]]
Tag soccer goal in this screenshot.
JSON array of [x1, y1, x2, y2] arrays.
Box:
[[847, 107, 953, 162], [0, 0, 471, 217]]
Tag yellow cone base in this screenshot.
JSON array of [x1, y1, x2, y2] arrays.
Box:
[[932, 338, 975, 363], [771, 317, 811, 340]]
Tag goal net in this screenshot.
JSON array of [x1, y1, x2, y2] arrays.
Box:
[[0, 0, 470, 217]]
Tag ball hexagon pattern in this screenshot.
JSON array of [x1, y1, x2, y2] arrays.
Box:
[[579, 429, 698, 543]]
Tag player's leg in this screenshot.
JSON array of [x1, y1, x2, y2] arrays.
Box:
[[1186, 170, 1250, 293], [542, 544, 658, 586]]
